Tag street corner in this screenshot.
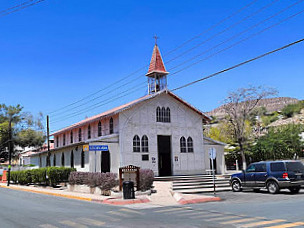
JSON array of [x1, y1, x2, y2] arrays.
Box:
[[173, 192, 221, 205]]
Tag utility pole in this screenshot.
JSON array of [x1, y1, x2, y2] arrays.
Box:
[[47, 115, 50, 166], [7, 117, 13, 186]]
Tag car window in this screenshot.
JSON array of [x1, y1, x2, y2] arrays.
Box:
[[286, 162, 304, 172], [246, 164, 256, 172], [255, 163, 266, 172], [270, 162, 286, 172]]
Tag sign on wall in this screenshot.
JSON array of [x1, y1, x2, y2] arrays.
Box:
[[83, 145, 109, 151]]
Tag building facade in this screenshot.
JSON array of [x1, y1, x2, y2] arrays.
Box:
[[30, 44, 226, 176]]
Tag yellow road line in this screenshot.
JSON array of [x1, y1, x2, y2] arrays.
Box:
[[59, 220, 88, 228], [120, 208, 144, 215], [263, 222, 304, 228], [77, 218, 105, 226], [240, 219, 286, 228], [220, 218, 258, 224], [0, 185, 92, 202], [205, 215, 240, 222]]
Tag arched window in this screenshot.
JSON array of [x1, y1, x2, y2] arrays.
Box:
[[88, 125, 91, 139], [161, 107, 165, 122], [63, 134, 66, 146], [98, 121, 102, 137], [70, 151, 74, 168], [56, 136, 59, 148], [187, 137, 194, 153], [78, 128, 82, 142], [109, 118, 114, 134], [156, 107, 161, 122], [180, 137, 186, 153], [61, 153, 65, 167], [166, 107, 171, 122], [70, 131, 73, 144], [53, 154, 56, 166], [133, 135, 140, 152], [81, 150, 85, 168], [141, 135, 149, 152]]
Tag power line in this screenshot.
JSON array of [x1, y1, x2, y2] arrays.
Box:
[[169, 1, 304, 76], [50, 0, 303, 123], [0, 0, 45, 18], [47, 0, 257, 115], [172, 38, 304, 92], [163, 0, 258, 57], [49, 0, 275, 119], [165, 0, 279, 66]]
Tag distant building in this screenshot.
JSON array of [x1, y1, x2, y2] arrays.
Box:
[[30, 44, 226, 175]]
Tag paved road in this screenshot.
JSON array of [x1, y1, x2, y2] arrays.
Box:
[[0, 187, 304, 228]]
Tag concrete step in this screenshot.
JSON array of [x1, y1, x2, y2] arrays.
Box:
[[155, 175, 225, 182], [173, 180, 229, 187], [173, 178, 228, 184], [173, 183, 230, 190], [174, 187, 232, 194]]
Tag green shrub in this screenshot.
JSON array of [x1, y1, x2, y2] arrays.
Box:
[[282, 101, 304, 118], [10, 171, 18, 184]]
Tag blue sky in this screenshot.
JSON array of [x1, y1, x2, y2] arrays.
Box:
[[0, 0, 303, 132]]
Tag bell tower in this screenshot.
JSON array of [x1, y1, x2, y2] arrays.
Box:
[[146, 37, 169, 94]]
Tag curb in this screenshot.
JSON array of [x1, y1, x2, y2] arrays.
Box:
[[173, 192, 221, 205], [178, 197, 221, 205], [0, 185, 150, 205]]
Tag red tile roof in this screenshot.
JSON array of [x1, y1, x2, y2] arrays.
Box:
[[146, 44, 168, 76]]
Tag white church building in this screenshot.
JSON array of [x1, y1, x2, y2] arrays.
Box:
[[30, 44, 225, 176]]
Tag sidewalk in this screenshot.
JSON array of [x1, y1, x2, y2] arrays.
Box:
[[0, 181, 221, 207]]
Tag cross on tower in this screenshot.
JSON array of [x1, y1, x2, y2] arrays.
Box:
[[153, 35, 159, 45]]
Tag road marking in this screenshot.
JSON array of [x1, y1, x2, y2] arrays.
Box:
[[107, 211, 132, 218], [59, 220, 88, 228], [263, 222, 304, 228], [39, 225, 59, 228], [97, 214, 120, 222], [239, 219, 286, 228], [221, 218, 257, 224], [120, 208, 144, 215], [205, 215, 241, 222], [77, 218, 105, 226], [154, 207, 187, 213], [190, 213, 223, 219]]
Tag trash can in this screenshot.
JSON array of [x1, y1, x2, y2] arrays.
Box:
[[123, 181, 135, 199]]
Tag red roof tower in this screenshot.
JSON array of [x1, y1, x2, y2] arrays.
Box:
[[146, 42, 169, 94]]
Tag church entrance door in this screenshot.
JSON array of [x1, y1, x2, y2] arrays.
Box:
[[157, 135, 172, 176], [101, 151, 110, 173]]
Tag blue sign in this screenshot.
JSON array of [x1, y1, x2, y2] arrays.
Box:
[[89, 145, 109, 151]]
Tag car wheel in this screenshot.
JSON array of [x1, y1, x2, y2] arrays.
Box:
[[288, 186, 301, 194], [232, 180, 242, 192], [267, 181, 279, 194]]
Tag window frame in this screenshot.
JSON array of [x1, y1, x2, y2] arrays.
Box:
[[133, 135, 140, 152], [141, 135, 149, 152], [63, 134, 66, 146], [81, 150, 85, 168], [109, 118, 114, 134], [180, 137, 187, 153], [78, 128, 82, 142], [98, 121, 102, 137], [88, 125, 91, 139], [70, 131, 73, 144], [187, 137, 194, 153]]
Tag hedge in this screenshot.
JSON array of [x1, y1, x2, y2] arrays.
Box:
[[69, 172, 118, 191], [139, 169, 154, 191], [10, 167, 76, 186]]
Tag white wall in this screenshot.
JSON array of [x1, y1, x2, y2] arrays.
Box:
[[119, 92, 206, 176]]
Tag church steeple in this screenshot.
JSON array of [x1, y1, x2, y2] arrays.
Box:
[[146, 41, 168, 94]]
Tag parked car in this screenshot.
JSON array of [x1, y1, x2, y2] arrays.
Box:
[[230, 160, 304, 194]]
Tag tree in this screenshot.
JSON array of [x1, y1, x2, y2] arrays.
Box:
[[223, 86, 277, 169], [251, 124, 304, 161], [0, 104, 45, 162]]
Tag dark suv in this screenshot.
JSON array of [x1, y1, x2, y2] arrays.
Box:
[[230, 160, 304, 194]]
